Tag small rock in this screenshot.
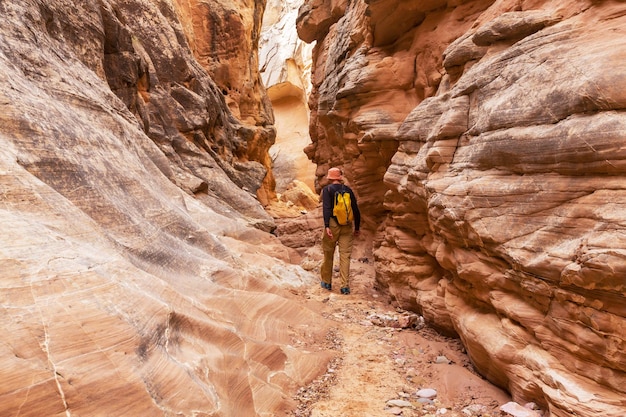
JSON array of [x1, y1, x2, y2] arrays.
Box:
[[500, 401, 541, 417], [398, 313, 419, 328], [416, 388, 438, 399], [462, 404, 488, 416], [387, 399, 413, 408], [423, 402, 438, 411], [387, 407, 403, 415], [437, 408, 448, 415], [435, 355, 450, 364], [524, 402, 539, 410], [417, 397, 434, 404]]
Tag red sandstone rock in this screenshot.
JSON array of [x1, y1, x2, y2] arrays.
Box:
[[298, 0, 626, 415]]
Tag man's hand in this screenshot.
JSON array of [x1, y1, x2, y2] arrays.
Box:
[[325, 227, 333, 238]]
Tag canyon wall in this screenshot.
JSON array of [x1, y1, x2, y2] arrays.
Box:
[[258, 0, 320, 223], [298, 0, 626, 416], [0, 1, 332, 416], [260, 0, 317, 194], [172, 0, 280, 206]]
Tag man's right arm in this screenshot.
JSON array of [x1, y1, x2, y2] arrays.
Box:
[[322, 186, 332, 228]]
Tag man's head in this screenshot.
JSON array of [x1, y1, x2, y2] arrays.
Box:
[[327, 167, 343, 181]]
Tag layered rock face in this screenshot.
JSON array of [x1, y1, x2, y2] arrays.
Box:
[[298, 0, 626, 416], [172, 0, 279, 205], [260, 0, 317, 194], [98, 0, 276, 213], [0, 1, 332, 416]]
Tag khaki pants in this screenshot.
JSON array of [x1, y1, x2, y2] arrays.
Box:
[[321, 218, 354, 289]]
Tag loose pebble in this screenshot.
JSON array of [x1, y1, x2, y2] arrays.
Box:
[[435, 355, 450, 364], [525, 402, 539, 410], [386, 399, 413, 408], [500, 401, 541, 417], [462, 404, 489, 416], [416, 388, 438, 399]]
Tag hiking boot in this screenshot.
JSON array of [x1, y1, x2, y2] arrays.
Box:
[[340, 287, 350, 295], [321, 281, 332, 290]]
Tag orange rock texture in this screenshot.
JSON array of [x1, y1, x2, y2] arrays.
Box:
[[172, 0, 281, 206], [298, 0, 626, 416], [0, 1, 331, 416]]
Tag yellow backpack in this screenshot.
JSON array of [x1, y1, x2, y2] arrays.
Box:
[[333, 188, 353, 225]]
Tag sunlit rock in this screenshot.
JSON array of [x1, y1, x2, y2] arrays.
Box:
[[260, 0, 317, 197]]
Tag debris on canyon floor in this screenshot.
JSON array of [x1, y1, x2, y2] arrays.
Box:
[[289, 249, 544, 417]]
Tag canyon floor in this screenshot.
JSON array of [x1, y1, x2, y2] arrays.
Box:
[[289, 237, 512, 417]]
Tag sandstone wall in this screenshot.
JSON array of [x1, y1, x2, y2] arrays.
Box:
[[260, 0, 317, 194], [298, 0, 626, 415], [172, 0, 280, 205], [96, 0, 277, 212], [0, 1, 332, 415]]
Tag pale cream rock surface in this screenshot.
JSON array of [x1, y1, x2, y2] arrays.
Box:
[[260, 0, 317, 194], [298, 0, 626, 416], [0, 1, 332, 416]]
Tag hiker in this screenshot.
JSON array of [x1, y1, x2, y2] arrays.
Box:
[[320, 167, 361, 295]]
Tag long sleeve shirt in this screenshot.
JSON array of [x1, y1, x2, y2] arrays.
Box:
[[321, 183, 361, 230]]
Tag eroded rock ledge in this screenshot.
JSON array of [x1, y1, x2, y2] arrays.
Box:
[[298, 0, 626, 415]]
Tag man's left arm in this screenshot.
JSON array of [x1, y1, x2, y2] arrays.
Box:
[[322, 186, 334, 238], [351, 189, 361, 234]]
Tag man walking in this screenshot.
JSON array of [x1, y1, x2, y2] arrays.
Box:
[[320, 167, 361, 294]]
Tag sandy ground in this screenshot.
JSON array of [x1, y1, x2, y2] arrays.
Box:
[[289, 238, 512, 417]]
